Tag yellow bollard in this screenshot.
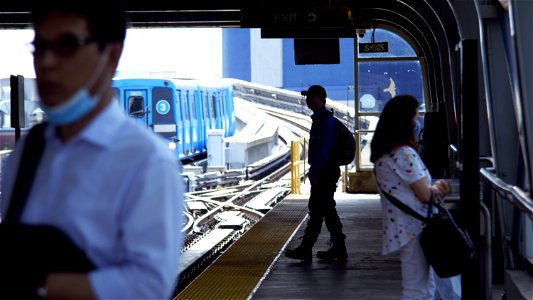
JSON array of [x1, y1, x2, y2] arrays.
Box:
[[290, 139, 306, 194]]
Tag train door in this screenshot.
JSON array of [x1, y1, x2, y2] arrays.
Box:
[[211, 90, 222, 130], [219, 90, 228, 136], [124, 90, 148, 126], [178, 88, 192, 158], [171, 89, 185, 159], [202, 89, 213, 131], [187, 89, 200, 154], [195, 89, 207, 153]]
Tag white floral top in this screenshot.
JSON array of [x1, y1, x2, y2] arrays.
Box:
[[374, 145, 431, 254]]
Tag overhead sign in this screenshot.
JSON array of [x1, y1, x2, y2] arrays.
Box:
[[359, 42, 389, 53], [241, 8, 353, 28]]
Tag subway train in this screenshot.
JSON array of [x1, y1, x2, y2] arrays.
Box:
[[0, 77, 236, 162], [112, 77, 236, 162]]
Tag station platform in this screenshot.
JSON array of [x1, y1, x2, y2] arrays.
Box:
[[252, 191, 402, 300], [175, 186, 403, 299]]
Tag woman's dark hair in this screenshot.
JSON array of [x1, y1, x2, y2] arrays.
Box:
[[31, 0, 128, 49], [370, 95, 420, 163]]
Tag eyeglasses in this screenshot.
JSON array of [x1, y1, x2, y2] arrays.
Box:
[[27, 34, 96, 58]]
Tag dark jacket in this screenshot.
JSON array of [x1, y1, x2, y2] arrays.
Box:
[[308, 106, 336, 178]]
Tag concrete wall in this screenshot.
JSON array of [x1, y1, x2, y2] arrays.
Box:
[[222, 28, 251, 81], [250, 29, 283, 87]]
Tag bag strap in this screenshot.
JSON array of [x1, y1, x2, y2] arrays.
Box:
[[379, 187, 428, 222], [4, 122, 48, 224]]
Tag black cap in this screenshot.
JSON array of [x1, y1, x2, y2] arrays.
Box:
[[301, 85, 327, 98]]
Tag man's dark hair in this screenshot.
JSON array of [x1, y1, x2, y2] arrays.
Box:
[[370, 95, 420, 163], [31, 0, 128, 47]]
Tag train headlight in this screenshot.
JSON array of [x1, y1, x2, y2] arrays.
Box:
[[168, 141, 177, 150]]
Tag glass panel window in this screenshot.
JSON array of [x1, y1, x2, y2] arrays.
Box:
[[358, 61, 425, 113], [128, 96, 144, 118], [355, 28, 425, 171], [357, 116, 378, 168], [358, 131, 375, 169]]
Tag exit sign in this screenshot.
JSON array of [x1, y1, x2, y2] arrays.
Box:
[[241, 8, 352, 28], [359, 42, 389, 53]]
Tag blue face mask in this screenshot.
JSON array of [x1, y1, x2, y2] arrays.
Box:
[[40, 88, 99, 125], [40, 46, 110, 126]]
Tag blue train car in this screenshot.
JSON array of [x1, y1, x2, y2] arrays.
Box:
[[112, 78, 183, 160], [172, 79, 204, 156], [196, 80, 236, 138], [113, 77, 236, 163], [173, 79, 236, 157]]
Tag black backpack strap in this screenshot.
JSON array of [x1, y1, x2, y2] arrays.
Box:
[[4, 123, 48, 224]]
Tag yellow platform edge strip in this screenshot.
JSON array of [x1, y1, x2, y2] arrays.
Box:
[[175, 197, 308, 300]]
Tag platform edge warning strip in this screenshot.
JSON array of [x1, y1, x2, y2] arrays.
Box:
[[175, 196, 308, 300]]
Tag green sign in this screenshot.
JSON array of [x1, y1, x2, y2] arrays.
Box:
[[359, 42, 389, 53]]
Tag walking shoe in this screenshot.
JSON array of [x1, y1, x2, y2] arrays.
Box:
[[316, 240, 347, 261], [285, 245, 312, 261]]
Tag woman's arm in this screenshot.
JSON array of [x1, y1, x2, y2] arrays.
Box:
[[410, 177, 451, 203]]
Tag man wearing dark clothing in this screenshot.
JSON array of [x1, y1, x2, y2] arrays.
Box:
[[285, 85, 347, 261]]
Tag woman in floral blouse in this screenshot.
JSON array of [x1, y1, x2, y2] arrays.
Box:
[[370, 95, 452, 299]]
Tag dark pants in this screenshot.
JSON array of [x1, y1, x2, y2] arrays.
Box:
[[302, 165, 345, 247]]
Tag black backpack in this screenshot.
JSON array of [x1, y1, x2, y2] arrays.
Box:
[[332, 117, 356, 166]]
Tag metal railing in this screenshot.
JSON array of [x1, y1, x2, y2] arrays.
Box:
[[480, 201, 492, 300], [479, 167, 533, 291], [480, 168, 533, 217]]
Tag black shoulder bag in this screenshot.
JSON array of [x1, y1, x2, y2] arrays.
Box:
[[0, 123, 95, 298], [379, 188, 475, 278]]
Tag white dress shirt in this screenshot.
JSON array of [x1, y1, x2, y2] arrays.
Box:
[[1, 101, 184, 299]]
